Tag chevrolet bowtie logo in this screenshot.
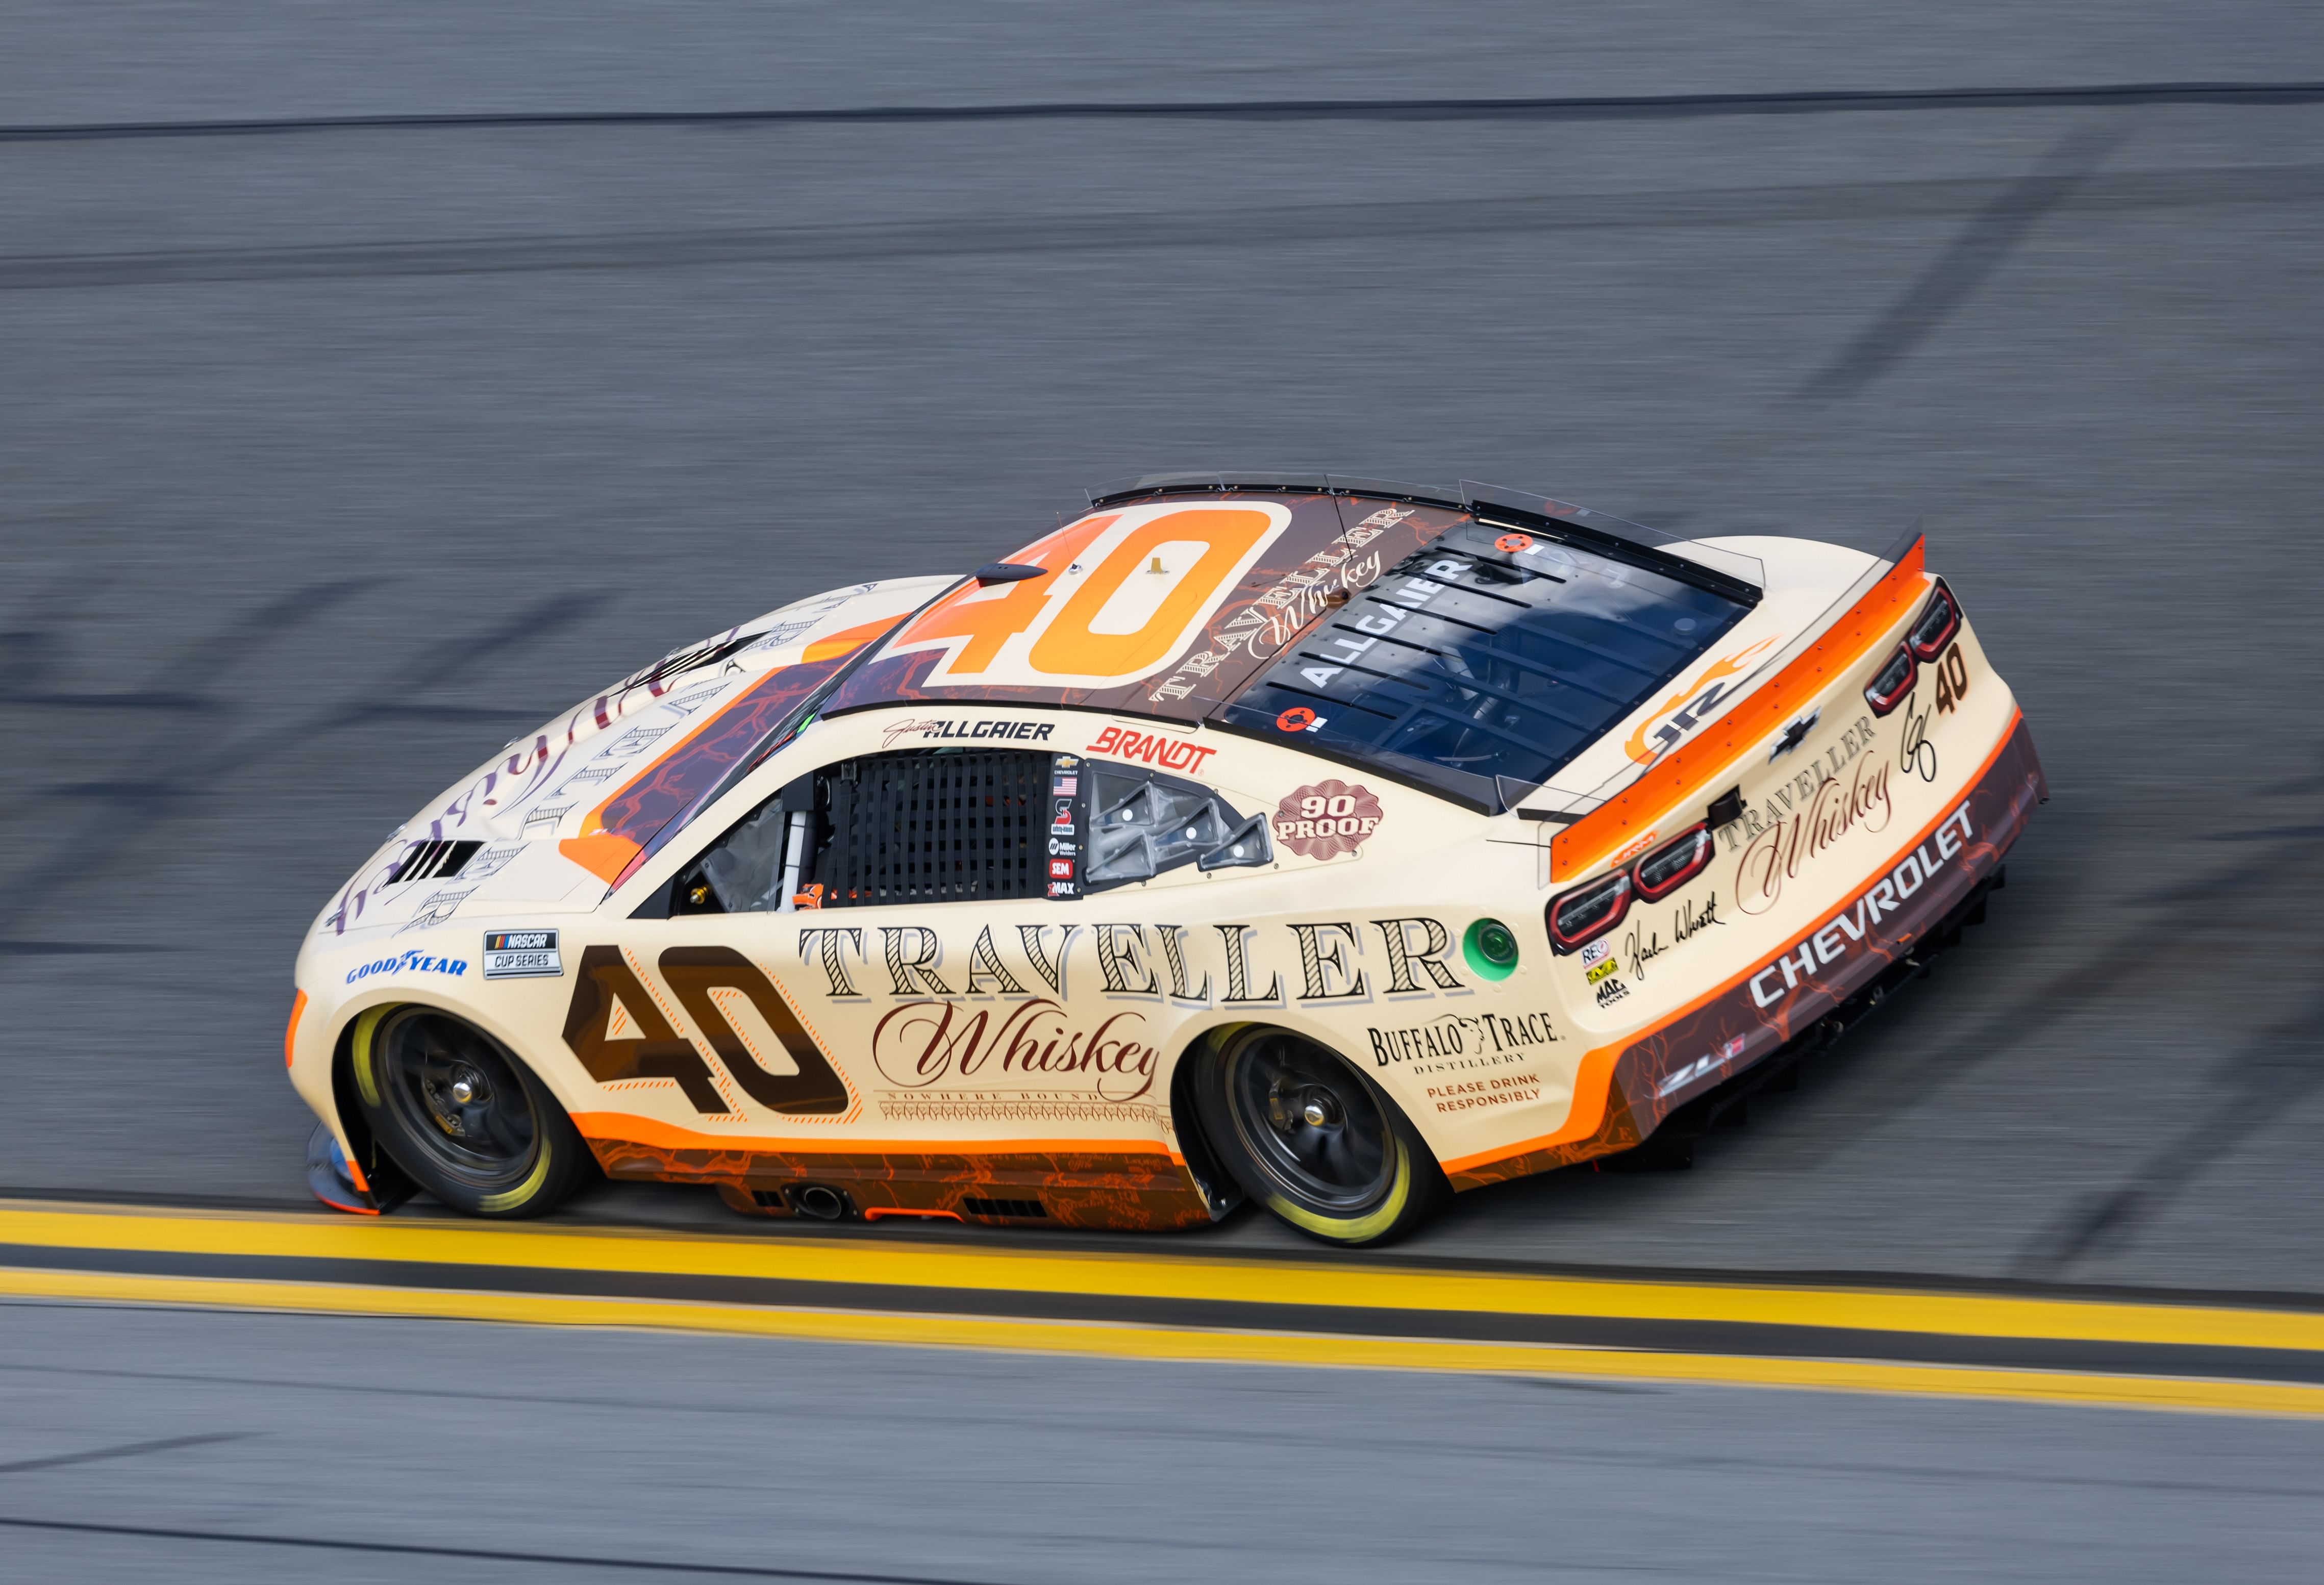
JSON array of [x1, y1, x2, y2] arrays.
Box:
[[1769, 708, 1820, 762]]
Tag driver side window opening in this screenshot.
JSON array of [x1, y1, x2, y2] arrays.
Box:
[[674, 744, 1270, 915], [679, 748, 1051, 913]]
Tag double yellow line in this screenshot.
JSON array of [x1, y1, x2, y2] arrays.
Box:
[[5, 1199, 2320, 1419]]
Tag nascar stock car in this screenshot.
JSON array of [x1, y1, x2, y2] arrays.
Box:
[[290, 474, 2044, 1245]]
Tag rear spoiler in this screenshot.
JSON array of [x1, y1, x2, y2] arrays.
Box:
[[1547, 525, 1929, 884]]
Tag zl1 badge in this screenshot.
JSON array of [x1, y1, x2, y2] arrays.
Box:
[[481, 929, 563, 979]]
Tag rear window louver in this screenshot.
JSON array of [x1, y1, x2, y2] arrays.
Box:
[[388, 839, 484, 885]]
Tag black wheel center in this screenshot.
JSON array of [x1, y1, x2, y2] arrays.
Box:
[[1226, 1032, 1394, 1211], [422, 1059, 497, 1137], [379, 1014, 540, 1184]]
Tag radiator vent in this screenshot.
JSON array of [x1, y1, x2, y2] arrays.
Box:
[[389, 839, 484, 885], [962, 1196, 1047, 1220]]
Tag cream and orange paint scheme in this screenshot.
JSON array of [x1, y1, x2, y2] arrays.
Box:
[[288, 486, 2041, 1228]]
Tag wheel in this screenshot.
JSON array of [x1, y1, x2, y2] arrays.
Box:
[[1193, 1025, 1447, 1246], [348, 1005, 590, 1217]]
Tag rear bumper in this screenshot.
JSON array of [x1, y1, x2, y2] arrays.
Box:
[[1452, 711, 2045, 1188]]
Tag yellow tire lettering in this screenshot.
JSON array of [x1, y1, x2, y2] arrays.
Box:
[[351, 1005, 391, 1108]]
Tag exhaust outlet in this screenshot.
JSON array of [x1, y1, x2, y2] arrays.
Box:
[[790, 1185, 849, 1221]]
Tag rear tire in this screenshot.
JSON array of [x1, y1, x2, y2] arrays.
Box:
[[1193, 1025, 1447, 1246], [349, 1005, 589, 1218]]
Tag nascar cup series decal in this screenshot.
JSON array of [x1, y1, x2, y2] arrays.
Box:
[[1272, 780, 1382, 860], [481, 929, 563, 980]]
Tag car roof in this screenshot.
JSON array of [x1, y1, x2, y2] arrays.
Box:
[[818, 479, 1761, 728]]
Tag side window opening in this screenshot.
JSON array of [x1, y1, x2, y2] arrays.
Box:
[[673, 745, 1273, 915], [676, 747, 1055, 913]]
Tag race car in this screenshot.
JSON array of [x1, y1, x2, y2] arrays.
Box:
[[289, 474, 2044, 1245]]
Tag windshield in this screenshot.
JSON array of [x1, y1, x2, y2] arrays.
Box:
[[1212, 520, 1754, 809]]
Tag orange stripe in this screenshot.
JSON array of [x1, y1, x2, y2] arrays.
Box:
[[1552, 536, 1927, 882], [1447, 705, 2021, 1177], [571, 1111, 1182, 1161], [557, 832, 641, 885], [283, 990, 307, 1070]]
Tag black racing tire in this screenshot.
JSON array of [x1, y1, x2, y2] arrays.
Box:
[[348, 1004, 590, 1218], [1192, 1025, 1447, 1247]]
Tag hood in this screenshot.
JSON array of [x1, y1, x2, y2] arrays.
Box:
[[311, 575, 953, 941]]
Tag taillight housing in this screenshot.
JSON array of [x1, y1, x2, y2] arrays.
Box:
[[1907, 578, 1961, 661], [1863, 644, 1917, 716], [1632, 825, 1712, 901], [1548, 823, 1715, 955], [1548, 870, 1632, 953], [1865, 578, 1964, 717]]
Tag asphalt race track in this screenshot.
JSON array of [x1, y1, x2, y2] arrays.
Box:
[[4, 5, 2324, 1579]]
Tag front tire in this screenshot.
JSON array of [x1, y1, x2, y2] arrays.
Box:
[[349, 1005, 589, 1217], [1193, 1026, 1446, 1246]]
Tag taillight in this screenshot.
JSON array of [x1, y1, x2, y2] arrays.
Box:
[[1864, 644, 1916, 716], [1633, 825, 1712, 900], [1548, 870, 1632, 952], [1907, 578, 1961, 660], [1867, 578, 1964, 716]]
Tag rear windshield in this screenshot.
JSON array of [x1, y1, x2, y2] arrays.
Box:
[[1213, 520, 1753, 809]]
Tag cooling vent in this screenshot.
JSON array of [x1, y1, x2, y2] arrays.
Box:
[[389, 839, 483, 885], [962, 1196, 1047, 1220]]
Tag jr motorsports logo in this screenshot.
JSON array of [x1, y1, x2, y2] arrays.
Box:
[[1624, 635, 1783, 764]]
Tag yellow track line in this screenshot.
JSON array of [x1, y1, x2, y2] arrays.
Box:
[[4, 1200, 2320, 1353], [4, 1266, 2319, 1421]]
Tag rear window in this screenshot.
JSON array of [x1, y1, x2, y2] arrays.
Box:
[[1213, 520, 1753, 809]]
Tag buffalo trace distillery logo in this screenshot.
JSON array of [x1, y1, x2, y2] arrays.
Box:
[[870, 998, 1160, 1103], [1272, 779, 1383, 860]]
